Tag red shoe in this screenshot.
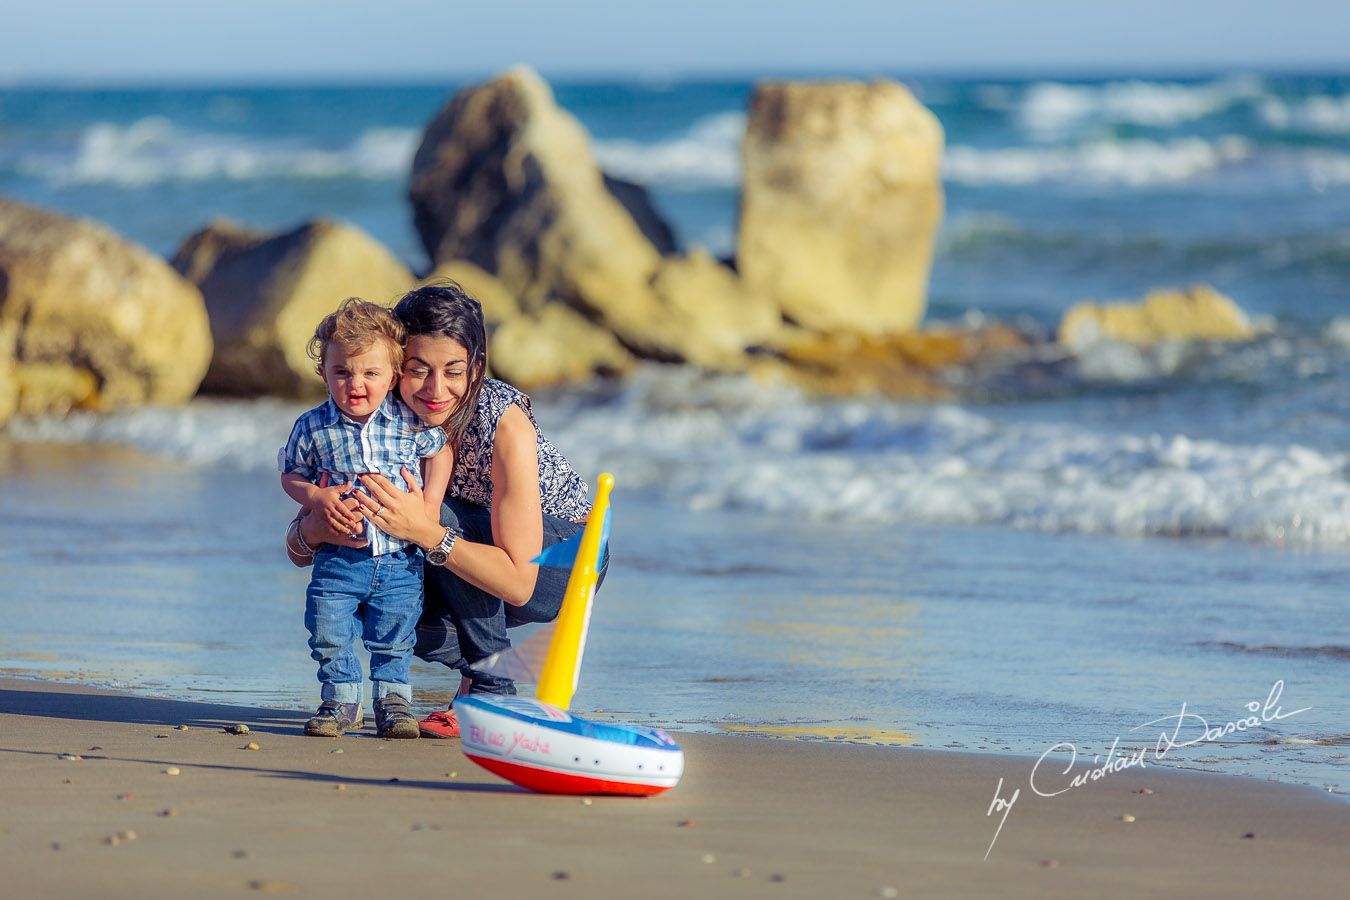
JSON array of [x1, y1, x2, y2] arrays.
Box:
[[418, 708, 460, 739]]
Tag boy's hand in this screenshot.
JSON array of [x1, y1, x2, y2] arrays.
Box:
[[311, 481, 363, 536]]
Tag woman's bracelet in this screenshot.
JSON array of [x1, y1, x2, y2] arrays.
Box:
[[286, 513, 316, 559]]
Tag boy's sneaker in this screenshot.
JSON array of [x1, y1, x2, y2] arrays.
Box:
[[304, 700, 363, 737], [375, 694, 420, 739], [418, 707, 460, 739]]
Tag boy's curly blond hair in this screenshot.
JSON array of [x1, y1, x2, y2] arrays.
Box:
[[309, 297, 406, 376]]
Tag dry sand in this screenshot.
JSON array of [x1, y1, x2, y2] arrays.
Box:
[[1, 678, 1346, 899]]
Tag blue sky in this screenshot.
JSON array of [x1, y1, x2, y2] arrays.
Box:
[[5, 0, 1349, 83]]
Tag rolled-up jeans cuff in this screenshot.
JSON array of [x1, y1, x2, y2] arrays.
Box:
[[320, 682, 361, 704], [372, 681, 412, 702]]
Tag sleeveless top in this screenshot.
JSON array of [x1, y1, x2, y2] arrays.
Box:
[[448, 379, 591, 521]]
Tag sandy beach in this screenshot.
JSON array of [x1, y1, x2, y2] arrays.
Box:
[[1, 678, 1346, 899]]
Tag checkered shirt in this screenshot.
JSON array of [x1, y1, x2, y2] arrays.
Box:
[[279, 395, 447, 556]]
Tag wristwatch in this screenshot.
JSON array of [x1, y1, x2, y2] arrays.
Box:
[[426, 527, 460, 566]]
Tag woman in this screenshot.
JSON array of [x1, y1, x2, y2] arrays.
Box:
[[286, 282, 604, 737]]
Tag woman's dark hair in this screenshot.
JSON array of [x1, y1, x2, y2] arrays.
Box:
[[392, 281, 487, 451]]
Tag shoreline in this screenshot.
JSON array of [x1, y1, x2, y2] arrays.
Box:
[[3, 678, 1347, 898]]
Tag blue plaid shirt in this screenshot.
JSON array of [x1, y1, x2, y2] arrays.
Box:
[[279, 395, 447, 556]]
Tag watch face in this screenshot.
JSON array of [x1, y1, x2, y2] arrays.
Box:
[[427, 548, 448, 566]]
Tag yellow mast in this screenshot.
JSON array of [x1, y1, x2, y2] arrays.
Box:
[[535, 473, 613, 710]]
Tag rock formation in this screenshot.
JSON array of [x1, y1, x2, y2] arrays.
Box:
[[172, 219, 413, 396], [0, 197, 212, 426], [408, 66, 779, 368], [737, 80, 944, 335], [1059, 285, 1254, 350]]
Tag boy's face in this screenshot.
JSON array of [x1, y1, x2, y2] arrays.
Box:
[[322, 342, 397, 424]]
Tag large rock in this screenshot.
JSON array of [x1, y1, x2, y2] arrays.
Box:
[[490, 304, 635, 390], [645, 250, 782, 367], [753, 322, 1030, 399], [408, 67, 681, 353], [737, 80, 944, 335], [1059, 286, 1254, 350], [0, 197, 211, 424], [173, 219, 414, 396]]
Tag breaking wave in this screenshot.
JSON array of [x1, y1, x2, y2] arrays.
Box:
[[12, 117, 419, 186], [9, 366, 1350, 548], [592, 111, 744, 188]]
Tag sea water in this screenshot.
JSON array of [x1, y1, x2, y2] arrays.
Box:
[[1, 72, 1347, 794]]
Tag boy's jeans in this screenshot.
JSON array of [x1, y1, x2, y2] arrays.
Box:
[[305, 545, 423, 705]]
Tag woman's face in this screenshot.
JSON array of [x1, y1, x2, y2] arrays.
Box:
[[399, 334, 472, 427]]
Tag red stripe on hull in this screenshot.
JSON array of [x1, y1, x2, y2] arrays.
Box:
[[466, 754, 672, 796]]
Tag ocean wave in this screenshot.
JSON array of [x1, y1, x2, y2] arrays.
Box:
[[1014, 76, 1265, 133], [592, 111, 744, 188], [13, 117, 419, 186], [943, 136, 1252, 186], [1196, 641, 1350, 662], [9, 366, 1350, 548], [1259, 94, 1350, 134]]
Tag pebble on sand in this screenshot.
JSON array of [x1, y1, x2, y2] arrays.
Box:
[[1243, 832, 1256, 839], [335, 784, 346, 791], [226, 724, 250, 735], [164, 767, 181, 776], [1119, 815, 1137, 822], [117, 793, 133, 800], [1136, 788, 1154, 795], [331, 749, 344, 754], [244, 742, 260, 751], [677, 819, 695, 827], [1041, 859, 1061, 869], [247, 880, 296, 893], [155, 734, 169, 739], [551, 871, 570, 881], [58, 753, 82, 761], [176, 724, 189, 731], [159, 809, 177, 817], [701, 854, 716, 864], [769, 874, 787, 883], [878, 887, 899, 898], [581, 798, 592, 806], [734, 868, 753, 879]]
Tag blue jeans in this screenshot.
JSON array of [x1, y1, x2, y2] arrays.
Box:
[[305, 545, 424, 705], [415, 498, 609, 696]]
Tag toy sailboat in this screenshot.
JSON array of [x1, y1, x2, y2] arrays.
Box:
[[455, 474, 685, 796]]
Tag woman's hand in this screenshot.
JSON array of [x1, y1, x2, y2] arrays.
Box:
[[357, 468, 445, 550]]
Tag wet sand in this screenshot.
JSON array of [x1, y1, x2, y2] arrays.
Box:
[[1, 678, 1346, 899]]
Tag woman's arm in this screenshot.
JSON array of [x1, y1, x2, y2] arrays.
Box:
[[284, 474, 368, 568], [420, 444, 454, 524], [356, 404, 544, 606]]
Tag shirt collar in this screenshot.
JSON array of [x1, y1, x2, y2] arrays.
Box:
[[321, 393, 400, 426]]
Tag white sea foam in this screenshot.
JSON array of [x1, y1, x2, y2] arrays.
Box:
[[593, 111, 744, 188], [9, 367, 1350, 548], [943, 136, 1252, 186], [1016, 76, 1264, 134], [1259, 94, 1350, 134], [16, 117, 419, 186]]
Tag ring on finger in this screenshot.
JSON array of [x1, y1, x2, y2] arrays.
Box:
[[373, 504, 384, 517]]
